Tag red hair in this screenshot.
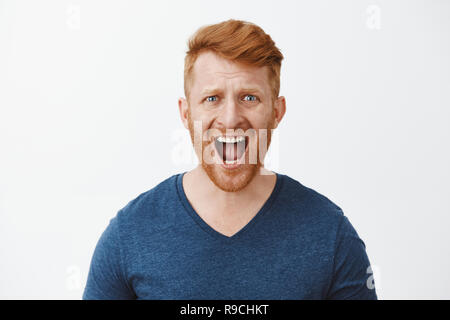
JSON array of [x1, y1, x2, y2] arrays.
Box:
[[184, 19, 284, 101]]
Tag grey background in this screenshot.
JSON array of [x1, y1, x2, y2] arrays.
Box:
[[1, 0, 449, 299]]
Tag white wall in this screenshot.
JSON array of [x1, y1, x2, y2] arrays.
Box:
[[1, 0, 449, 299]]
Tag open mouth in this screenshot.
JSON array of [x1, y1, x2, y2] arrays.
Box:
[[214, 135, 248, 165]]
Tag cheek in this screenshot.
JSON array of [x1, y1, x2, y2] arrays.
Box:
[[249, 104, 274, 126], [247, 112, 273, 129], [196, 110, 220, 131], [188, 107, 214, 127]]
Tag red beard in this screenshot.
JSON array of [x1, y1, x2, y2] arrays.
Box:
[[187, 109, 275, 192]]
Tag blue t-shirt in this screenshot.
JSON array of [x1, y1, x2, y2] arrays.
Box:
[[83, 172, 377, 300]]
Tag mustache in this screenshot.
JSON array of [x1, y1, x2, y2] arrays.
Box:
[[204, 128, 256, 141]]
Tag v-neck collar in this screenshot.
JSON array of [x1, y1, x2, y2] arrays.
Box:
[[176, 171, 284, 242]]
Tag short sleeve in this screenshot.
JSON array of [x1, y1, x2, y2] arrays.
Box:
[[82, 216, 136, 300], [326, 215, 378, 300]]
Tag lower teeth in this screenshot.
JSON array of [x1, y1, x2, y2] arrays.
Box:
[[224, 159, 237, 164]]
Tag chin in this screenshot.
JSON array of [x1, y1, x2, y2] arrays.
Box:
[[202, 162, 260, 192]]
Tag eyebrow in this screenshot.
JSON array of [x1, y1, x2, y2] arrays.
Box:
[[200, 88, 221, 96], [200, 87, 264, 96]]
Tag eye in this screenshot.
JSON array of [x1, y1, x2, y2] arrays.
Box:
[[243, 94, 258, 102], [205, 96, 218, 102]]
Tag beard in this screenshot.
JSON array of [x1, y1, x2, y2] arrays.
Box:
[[187, 108, 275, 193]]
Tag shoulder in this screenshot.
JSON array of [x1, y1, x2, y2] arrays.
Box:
[[277, 173, 344, 223], [273, 173, 353, 250], [113, 173, 183, 234]]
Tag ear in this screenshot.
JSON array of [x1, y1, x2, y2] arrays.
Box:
[[273, 96, 286, 129], [178, 97, 189, 130]]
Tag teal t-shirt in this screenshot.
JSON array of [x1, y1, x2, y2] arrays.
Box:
[[83, 172, 377, 300]]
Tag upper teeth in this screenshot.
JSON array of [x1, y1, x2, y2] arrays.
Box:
[[217, 136, 245, 143]]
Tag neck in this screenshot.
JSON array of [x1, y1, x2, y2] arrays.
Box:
[[183, 165, 276, 216]]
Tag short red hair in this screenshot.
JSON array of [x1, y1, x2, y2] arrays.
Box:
[[184, 19, 284, 102]]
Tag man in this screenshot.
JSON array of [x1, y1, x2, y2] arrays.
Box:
[[83, 19, 377, 300]]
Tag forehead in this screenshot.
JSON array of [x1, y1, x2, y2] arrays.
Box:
[[191, 51, 270, 92]]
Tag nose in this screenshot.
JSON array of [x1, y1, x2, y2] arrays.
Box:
[[216, 98, 245, 130]]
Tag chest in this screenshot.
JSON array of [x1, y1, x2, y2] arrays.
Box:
[[187, 196, 268, 238], [130, 233, 332, 300]]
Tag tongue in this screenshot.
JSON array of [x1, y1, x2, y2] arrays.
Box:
[[224, 143, 237, 161], [223, 142, 245, 162]]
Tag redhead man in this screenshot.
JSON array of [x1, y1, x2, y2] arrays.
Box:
[[83, 19, 377, 300]]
